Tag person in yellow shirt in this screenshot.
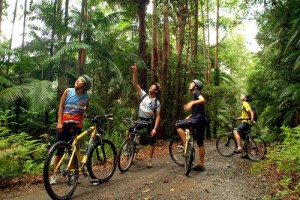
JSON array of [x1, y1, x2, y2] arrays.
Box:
[[233, 94, 256, 153]]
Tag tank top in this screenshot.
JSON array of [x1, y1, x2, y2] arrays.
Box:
[[62, 88, 90, 127]]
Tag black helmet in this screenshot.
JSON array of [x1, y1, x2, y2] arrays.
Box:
[[192, 79, 203, 91], [81, 75, 91, 92], [245, 94, 252, 102]]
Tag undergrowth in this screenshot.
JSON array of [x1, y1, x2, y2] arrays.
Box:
[[251, 126, 300, 200], [0, 127, 46, 188]]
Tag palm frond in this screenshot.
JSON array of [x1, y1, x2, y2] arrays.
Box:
[[0, 86, 28, 106], [43, 42, 91, 66], [22, 78, 57, 112]]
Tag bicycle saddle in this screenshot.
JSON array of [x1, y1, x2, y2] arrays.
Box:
[[64, 120, 80, 127]]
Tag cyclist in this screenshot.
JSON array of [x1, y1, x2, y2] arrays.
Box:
[[175, 79, 206, 171], [50, 75, 91, 184], [129, 63, 161, 169], [233, 94, 256, 154]]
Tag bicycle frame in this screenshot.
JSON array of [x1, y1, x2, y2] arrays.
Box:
[[54, 125, 96, 174]]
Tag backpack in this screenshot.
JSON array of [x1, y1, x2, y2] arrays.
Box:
[[243, 106, 258, 122]]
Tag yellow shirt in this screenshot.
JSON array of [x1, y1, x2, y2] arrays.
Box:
[[242, 101, 251, 123]]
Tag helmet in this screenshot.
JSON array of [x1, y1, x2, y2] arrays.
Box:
[[192, 79, 203, 91], [154, 82, 160, 93], [245, 94, 252, 102], [81, 75, 92, 92]]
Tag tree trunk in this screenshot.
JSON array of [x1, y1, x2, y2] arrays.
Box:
[[78, 0, 87, 75], [192, 0, 198, 62], [136, 0, 149, 89], [174, 0, 187, 120], [160, 0, 171, 138], [206, 0, 211, 85], [21, 0, 28, 50], [212, 0, 220, 138], [151, 0, 159, 83]]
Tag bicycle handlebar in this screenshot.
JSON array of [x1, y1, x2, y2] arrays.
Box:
[[122, 117, 152, 125]]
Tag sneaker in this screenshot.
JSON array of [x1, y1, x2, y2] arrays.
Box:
[[234, 147, 243, 154], [50, 175, 57, 185], [147, 161, 152, 168], [192, 165, 205, 171]]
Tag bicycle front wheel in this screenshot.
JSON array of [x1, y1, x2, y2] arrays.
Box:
[[246, 136, 267, 161], [169, 136, 184, 167], [43, 141, 79, 200], [117, 138, 135, 173], [184, 139, 195, 176], [216, 134, 237, 157], [87, 139, 117, 183]]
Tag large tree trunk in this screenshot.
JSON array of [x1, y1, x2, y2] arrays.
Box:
[[136, 0, 149, 89], [78, 0, 87, 75], [160, 0, 171, 138], [151, 0, 159, 83], [212, 0, 220, 137], [21, 0, 28, 50], [192, 0, 198, 62], [174, 0, 187, 120], [206, 0, 211, 85]]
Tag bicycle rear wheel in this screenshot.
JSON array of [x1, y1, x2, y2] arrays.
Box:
[[184, 139, 194, 176], [87, 139, 117, 183], [246, 136, 267, 161], [117, 138, 135, 173], [216, 134, 237, 157], [169, 136, 184, 167], [43, 141, 79, 200]]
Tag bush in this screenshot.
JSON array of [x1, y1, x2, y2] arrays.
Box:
[[0, 128, 46, 187]]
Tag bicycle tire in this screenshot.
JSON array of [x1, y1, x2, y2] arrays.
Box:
[[169, 136, 184, 167], [117, 138, 135, 173], [43, 141, 79, 200], [184, 139, 194, 176], [216, 134, 237, 157], [246, 136, 267, 162], [87, 139, 117, 183]]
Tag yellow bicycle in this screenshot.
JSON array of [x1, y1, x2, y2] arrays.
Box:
[[43, 114, 117, 200], [169, 123, 195, 176]]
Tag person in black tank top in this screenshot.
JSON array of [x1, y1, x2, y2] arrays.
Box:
[[175, 79, 206, 171]]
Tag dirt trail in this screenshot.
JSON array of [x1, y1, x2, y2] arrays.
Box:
[[0, 139, 273, 200]]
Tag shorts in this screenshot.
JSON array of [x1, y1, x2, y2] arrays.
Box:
[[235, 122, 250, 139], [56, 125, 82, 156], [175, 117, 206, 147], [129, 117, 156, 145]]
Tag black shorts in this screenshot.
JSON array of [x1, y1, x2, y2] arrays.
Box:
[[235, 122, 250, 139], [56, 126, 81, 156], [175, 117, 206, 147], [129, 117, 156, 145]]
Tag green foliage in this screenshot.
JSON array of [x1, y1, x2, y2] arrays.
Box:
[[0, 131, 47, 179], [252, 126, 300, 199]]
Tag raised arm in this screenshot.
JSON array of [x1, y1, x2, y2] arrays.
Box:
[[131, 63, 142, 93]]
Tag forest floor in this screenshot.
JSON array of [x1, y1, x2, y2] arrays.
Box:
[[0, 139, 276, 200]]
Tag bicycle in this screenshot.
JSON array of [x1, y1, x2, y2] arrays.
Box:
[[117, 118, 152, 173], [216, 119, 267, 161], [43, 114, 118, 200], [169, 122, 195, 176]]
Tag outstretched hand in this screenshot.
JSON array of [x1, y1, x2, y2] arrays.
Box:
[[131, 63, 137, 73]]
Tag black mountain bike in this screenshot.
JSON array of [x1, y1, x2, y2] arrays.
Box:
[[216, 119, 267, 161], [117, 118, 151, 173]]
